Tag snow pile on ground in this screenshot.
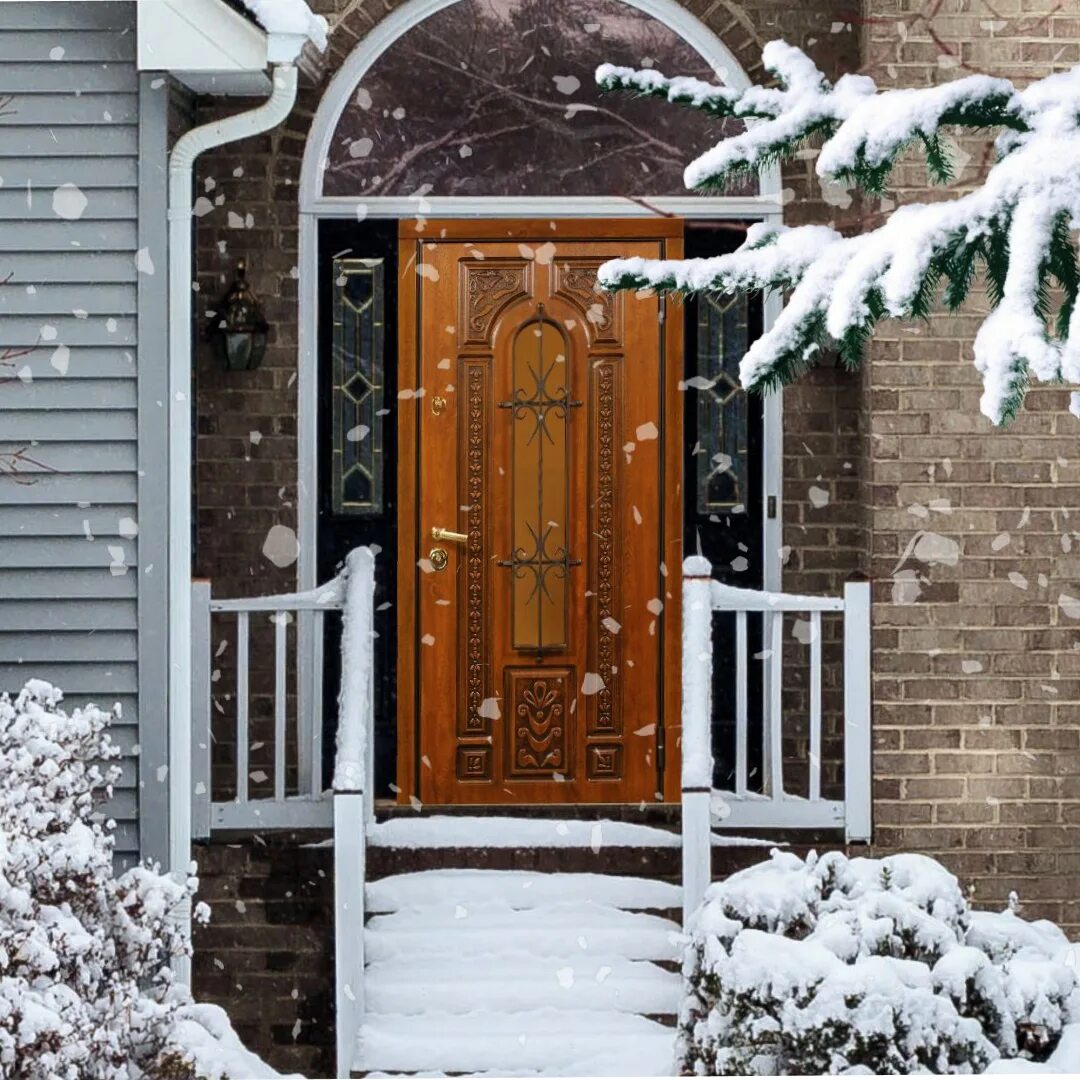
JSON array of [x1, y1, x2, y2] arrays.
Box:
[[0, 680, 287, 1079], [163, 1003, 301, 1079], [237, 0, 328, 50], [680, 849, 1080, 1075]]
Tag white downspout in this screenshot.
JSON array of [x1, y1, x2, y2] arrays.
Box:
[[167, 63, 299, 987]]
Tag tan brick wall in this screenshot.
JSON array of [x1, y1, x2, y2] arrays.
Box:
[[858, 0, 1080, 932]]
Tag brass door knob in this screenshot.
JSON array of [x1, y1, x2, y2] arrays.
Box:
[[429, 547, 449, 571], [431, 526, 468, 544]]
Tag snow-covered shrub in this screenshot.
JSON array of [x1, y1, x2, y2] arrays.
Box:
[[0, 680, 195, 1077], [679, 850, 1080, 1075], [0, 680, 291, 1080]]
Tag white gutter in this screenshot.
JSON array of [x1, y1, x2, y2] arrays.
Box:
[[167, 63, 299, 987]]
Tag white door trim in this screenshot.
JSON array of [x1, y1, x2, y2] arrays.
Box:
[[295, 0, 784, 596]]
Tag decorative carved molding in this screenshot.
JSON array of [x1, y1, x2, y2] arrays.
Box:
[[460, 261, 530, 346], [593, 362, 618, 736], [464, 361, 487, 734], [456, 745, 491, 781], [552, 260, 621, 345], [587, 744, 623, 780], [507, 669, 569, 777]]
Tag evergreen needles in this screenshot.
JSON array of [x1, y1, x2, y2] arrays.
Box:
[[596, 44, 1080, 424]]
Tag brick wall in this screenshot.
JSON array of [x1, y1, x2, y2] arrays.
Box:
[[192, 835, 335, 1078], [859, 0, 1080, 932]]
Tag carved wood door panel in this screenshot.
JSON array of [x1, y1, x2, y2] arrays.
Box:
[[399, 222, 683, 805]]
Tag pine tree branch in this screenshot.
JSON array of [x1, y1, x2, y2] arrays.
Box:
[[597, 42, 1025, 195], [596, 41, 1080, 425]]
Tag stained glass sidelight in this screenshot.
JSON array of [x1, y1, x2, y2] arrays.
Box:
[[322, 0, 753, 199], [696, 292, 750, 514], [500, 311, 579, 653], [331, 258, 385, 516]]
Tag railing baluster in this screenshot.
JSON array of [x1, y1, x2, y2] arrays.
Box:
[[275, 611, 287, 802], [810, 610, 822, 802], [769, 607, 784, 800], [311, 609, 325, 798], [735, 609, 748, 798], [297, 610, 312, 800], [191, 581, 212, 840], [236, 612, 250, 804], [844, 581, 873, 842]]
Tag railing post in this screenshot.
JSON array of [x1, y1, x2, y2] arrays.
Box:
[[681, 555, 714, 925], [334, 546, 377, 1077], [334, 790, 365, 1079], [364, 550, 377, 826], [843, 579, 873, 842], [190, 580, 212, 841]]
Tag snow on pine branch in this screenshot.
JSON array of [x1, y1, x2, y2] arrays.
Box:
[[598, 42, 1020, 192], [596, 44, 1080, 426]]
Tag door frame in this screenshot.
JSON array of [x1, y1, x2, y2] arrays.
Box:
[[292, 0, 787, 807], [396, 218, 685, 804]]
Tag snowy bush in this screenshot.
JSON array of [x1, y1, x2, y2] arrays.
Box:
[[0, 681, 286, 1080], [679, 849, 1080, 1075]]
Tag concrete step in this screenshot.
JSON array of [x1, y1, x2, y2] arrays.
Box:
[[366, 868, 682, 913], [355, 1009, 675, 1076], [365, 953, 681, 1016]]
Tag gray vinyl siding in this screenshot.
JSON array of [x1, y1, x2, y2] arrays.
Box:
[[0, 3, 170, 867]]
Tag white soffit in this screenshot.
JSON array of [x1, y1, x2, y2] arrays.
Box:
[[137, 0, 272, 92]]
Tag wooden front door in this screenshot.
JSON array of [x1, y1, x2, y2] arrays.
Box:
[[398, 220, 683, 805]]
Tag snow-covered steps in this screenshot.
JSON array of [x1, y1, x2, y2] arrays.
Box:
[[366, 814, 681, 849], [354, 864, 683, 1077], [365, 814, 689, 881], [365, 953, 682, 1016], [366, 868, 681, 913], [365, 901, 684, 964], [356, 1010, 675, 1076]]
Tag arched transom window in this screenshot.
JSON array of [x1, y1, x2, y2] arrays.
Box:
[[321, 0, 754, 199]]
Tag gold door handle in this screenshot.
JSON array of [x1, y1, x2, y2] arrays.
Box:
[[431, 526, 468, 545]]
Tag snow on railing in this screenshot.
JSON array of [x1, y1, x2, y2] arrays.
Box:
[[332, 547, 376, 808], [192, 550, 377, 1078], [681, 555, 871, 922]]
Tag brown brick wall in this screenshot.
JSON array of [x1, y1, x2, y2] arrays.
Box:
[[192, 835, 335, 1078]]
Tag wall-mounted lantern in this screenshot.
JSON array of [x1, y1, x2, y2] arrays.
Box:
[[210, 259, 268, 372]]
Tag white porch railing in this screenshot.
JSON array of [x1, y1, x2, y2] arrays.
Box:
[[190, 551, 376, 835], [681, 555, 872, 921]]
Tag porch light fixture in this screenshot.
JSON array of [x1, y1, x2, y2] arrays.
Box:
[[211, 259, 269, 372]]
